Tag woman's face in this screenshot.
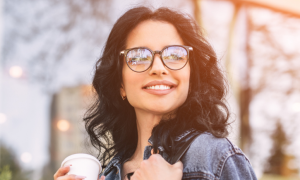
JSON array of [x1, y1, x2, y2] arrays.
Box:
[[121, 20, 190, 115]]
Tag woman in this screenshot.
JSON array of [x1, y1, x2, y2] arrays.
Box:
[[54, 6, 257, 180]]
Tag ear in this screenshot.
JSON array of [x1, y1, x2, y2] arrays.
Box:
[[120, 83, 126, 97]]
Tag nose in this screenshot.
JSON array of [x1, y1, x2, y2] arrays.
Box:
[[148, 53, 168, 76]]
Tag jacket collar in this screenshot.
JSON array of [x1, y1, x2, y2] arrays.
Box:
[[104, 128, 197, 174], [148, 128, 197, 144], [147, 128, 197, 148]]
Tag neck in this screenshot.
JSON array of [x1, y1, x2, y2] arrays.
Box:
[[129, 109, 162, 163]]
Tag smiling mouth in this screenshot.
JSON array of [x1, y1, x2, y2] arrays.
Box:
[[143, 85, 173, 90]]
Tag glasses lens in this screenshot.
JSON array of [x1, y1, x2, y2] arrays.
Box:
[[126, 48, 152, 72], [162, 46, 188, 69]]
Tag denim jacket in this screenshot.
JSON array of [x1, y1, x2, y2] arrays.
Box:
[[100, 129, 257, 180]]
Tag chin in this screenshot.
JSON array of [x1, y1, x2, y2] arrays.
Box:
[[146, 103, 178, 114], [150, 108, 171, 115]]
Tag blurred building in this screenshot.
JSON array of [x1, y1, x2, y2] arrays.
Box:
[[49, 85, 95, 170]]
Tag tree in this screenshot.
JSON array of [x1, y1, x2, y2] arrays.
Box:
[[0, 142, 32, 180], [265, 121, 298, 176], [265, 121, 287, 174], [0, 165, 12, 180], [3, 0, 113, 92]]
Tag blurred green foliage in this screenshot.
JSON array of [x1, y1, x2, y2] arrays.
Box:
[[0, 142, 32, 180], [0, 165, 12, 180]]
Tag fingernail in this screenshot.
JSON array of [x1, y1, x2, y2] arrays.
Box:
[[75, 175, 86, 179], [64, 164, 72, 167]]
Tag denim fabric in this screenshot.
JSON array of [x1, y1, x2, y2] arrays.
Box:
[[100, 131, 257, 180]]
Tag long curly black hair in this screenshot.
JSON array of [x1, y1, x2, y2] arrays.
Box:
[[84, 6, 230, 169]]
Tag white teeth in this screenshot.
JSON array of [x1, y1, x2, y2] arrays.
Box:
[[145, 85, 171, 90]]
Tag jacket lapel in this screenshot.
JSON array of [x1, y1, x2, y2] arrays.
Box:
[[147, 128, 202, 164]]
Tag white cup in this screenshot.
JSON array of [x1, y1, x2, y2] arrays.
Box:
[[61, 153, 102, 180]]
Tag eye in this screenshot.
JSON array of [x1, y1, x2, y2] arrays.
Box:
[[166, 53, 181, 60], [127, 49, 152, 65], [162, 47, 187, 62], [126, 48, 153, 71]]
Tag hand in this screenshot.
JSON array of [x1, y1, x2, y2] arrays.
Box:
[[53, 164, 106, 180], [131, 154, 183, 180]]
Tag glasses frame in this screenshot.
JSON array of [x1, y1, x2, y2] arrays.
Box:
[[120, 45, 193, 73]]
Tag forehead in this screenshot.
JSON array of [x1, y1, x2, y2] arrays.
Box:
[[125, 20, 184, 50]]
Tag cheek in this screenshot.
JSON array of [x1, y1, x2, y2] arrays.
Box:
[[169, 64, 190, 109], [179, 64, 190, 97], [122, 68, 144, 99]]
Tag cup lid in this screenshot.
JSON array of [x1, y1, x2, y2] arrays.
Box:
[[61, 153, 101, 172]]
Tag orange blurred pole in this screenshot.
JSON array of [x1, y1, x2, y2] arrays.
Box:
[[212, 0, 300, 18], [193, 0, 202, 27]]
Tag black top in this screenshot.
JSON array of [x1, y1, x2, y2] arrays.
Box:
[[126, 172, 134, 180]]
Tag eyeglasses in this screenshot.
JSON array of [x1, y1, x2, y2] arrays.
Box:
[[120, 45, 193, 73]]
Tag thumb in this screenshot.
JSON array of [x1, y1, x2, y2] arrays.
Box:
[[99, 175, 105, 180], [173, 160, 183, 169]]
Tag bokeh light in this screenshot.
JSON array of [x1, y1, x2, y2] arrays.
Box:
[[57, 119, 70, 132], [0, 113, 7, 124], [21, 152, 32, 163], [292, 102, 300, 112], [9, 66, 23, 78]]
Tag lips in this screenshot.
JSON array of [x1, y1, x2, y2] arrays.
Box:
[[142, 80, 177, 95], [143, 80, 177, 89]]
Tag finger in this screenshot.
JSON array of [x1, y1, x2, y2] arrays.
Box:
[[54, 165, 72, 179], [173, 160, 183, 169], [57, 174, 86, 180], [99, 175, 105, 180], [151, 153, 163, 158], [149, 154, 164, 162], [131, 169, 142, 180]]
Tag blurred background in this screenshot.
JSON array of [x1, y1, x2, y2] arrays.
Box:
[[0, 0, 300, 179]]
